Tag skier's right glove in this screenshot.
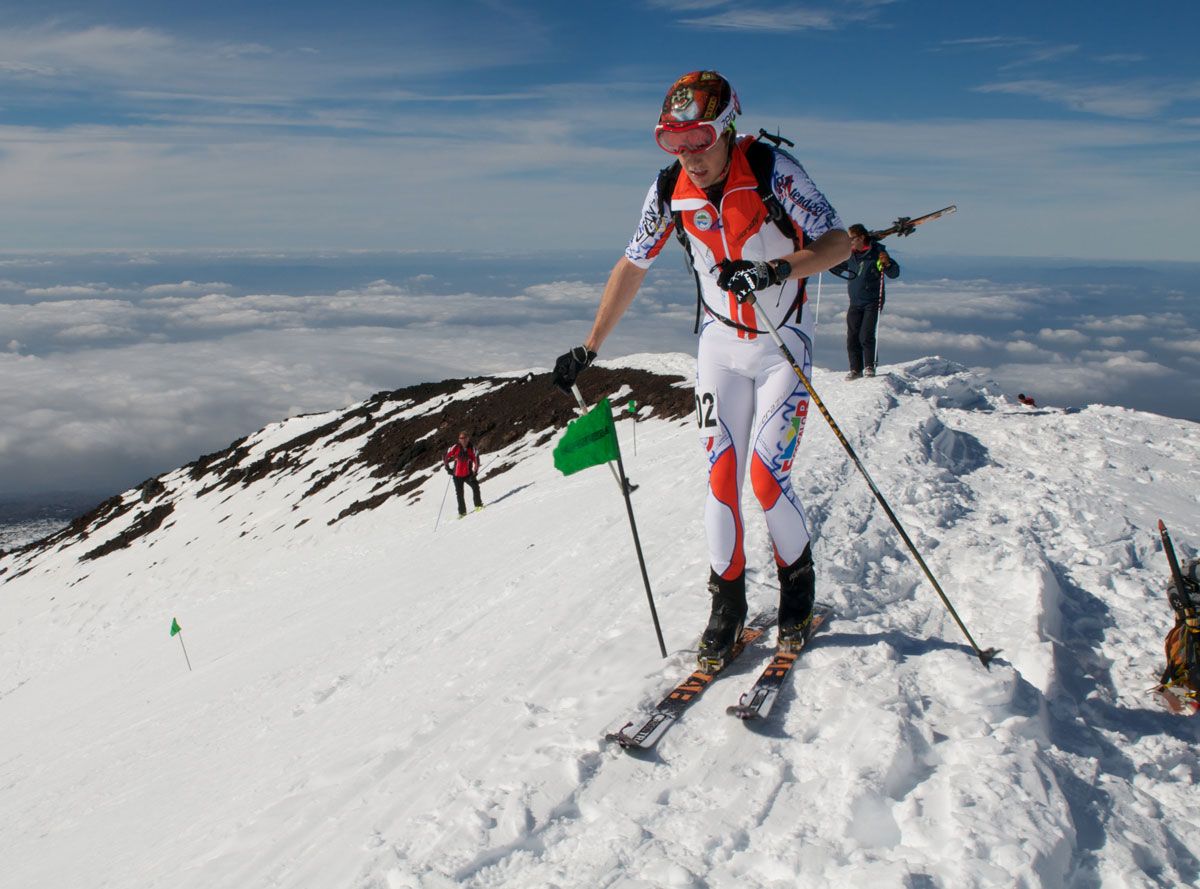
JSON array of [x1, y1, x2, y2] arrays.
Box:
[[717, 259, 783, 303], [552, 346, 596, 394]]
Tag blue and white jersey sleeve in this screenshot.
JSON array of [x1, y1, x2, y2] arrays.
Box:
[[770, 148, 843, 243], [623, 179, 676, 269]]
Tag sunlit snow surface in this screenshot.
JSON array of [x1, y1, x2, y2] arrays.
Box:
[[2, 354, 1197, 889]]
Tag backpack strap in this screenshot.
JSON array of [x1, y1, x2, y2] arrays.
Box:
[[656, 161, 710, 334], [744, 139, 799, 247]]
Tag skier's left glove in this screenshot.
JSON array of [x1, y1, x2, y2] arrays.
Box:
[[717, 259, 786, 303], [552, 345, 596, 394]]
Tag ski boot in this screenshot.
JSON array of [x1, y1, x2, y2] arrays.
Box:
[[777, 544, 816, 652], [697, 570, 747, 672]]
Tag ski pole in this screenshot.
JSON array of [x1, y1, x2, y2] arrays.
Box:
[[433, 471, 452, 531], [743, 294, 998, 668], [813, 272, 823, 330], [571, 385, 667, 658], [874, 262, 885, 370]]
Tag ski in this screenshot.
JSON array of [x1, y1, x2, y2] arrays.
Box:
[[1151, 520, 1200, 715], [871, 205, 956, 241], [1152, 685, 1199, 716], [606, 613, 775, 750], [727, 604, 832, 720]]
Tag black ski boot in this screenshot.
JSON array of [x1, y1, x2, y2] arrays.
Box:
[[777, 544, 816, 652], [698, 570, 747, 671]]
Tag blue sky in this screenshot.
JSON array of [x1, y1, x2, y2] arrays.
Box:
[[1, 3, 1198, 499], [1, 1, 1196, 259]]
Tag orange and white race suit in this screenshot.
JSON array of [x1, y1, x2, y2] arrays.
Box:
[[625, 135, 843, 579]]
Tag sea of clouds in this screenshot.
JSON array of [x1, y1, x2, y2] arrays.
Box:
[[1, 249, 1195, 502]]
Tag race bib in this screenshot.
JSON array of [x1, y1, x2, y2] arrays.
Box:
[[694, 387, 720, 437]]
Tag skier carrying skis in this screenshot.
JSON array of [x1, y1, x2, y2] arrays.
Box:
[[443, 432, 483, 518], [552, 70, 850, 666], [831, 223, 900, 380]]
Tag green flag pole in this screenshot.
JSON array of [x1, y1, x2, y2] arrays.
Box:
[[561, 388, 666, 658], [628, 398, 637, 456], [170, 617, 193, 672]]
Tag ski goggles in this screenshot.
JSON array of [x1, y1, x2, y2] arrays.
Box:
[[655, 120, 729, 155]]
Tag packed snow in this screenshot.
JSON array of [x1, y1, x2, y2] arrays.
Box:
[[1, 354, 1197, 889]]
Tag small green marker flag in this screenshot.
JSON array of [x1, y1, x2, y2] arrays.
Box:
[[627, 399, 636, 414], [553, 397, 619, 476], [170, 617, 192, 671]]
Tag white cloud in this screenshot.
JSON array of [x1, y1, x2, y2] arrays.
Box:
[[142, 281, 232, 296], [973, 78, 1196, 119], [1005, 340, 1055, 357], [1037, 327, 1090, 345], [1150, 336, 1200, 355]]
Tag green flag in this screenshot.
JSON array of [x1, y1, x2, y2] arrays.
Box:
[[170, 617, 181, 637], [553, 398, 619, 476], [627, 399, 636, 414]]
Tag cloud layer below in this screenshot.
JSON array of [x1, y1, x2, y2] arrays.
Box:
[[0, 250, 1196, 497]]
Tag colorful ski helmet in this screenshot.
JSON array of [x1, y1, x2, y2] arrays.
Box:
[[655, 70, 740, 155]]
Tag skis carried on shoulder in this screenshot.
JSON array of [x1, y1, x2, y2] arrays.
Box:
[[871, 205, 956, 240], [606, 614, 775, 750], [727, 604, 832, 721]]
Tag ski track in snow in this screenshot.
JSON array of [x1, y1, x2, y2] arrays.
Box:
[[2, 354, 1198, 889]]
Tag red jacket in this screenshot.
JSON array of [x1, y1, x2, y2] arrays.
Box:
[[444, 443, 480, 478]]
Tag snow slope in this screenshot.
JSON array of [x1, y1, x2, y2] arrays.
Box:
[[1, 354, 1197, 889]]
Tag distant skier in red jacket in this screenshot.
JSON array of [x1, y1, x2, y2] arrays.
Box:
[[443, 431, 483, 517]]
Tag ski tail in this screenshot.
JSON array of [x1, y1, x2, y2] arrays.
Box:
[[727, 604, 832, 721], [606, 614, 775, 749]]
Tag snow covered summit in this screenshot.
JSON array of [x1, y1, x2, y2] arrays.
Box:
[[2, 354, 1198, 889]]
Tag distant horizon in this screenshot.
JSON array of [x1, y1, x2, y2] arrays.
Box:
[[2, 247, 1199, 267]]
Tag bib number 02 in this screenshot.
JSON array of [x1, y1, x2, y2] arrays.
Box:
[[695, 389, 719, 435]]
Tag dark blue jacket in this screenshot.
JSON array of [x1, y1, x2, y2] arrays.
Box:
[[831, 240, 900, 308]]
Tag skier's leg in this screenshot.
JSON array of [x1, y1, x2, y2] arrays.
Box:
[[860, 304, 878, 374], [696, 331, 755, 665], [846, 305, 864, 376], [749, 330, 813, 568], [453, 477, 467, 516], [697, 333, 754, 581], [748, 328, 816, 644]]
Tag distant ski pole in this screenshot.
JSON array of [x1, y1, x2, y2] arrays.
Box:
[[170, 617, 192, 672], [570, 385, 667, 658], [743, 296, 999, 668], [433, 472, 452, 531]]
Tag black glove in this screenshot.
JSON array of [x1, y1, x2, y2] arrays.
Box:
[[717, 259, 784, 302], [552, 346, 596, 393], [444, 465, 453, 475]]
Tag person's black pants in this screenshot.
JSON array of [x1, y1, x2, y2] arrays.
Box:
[[454, 474, 482, 515], [846, 303, 881, 373]]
